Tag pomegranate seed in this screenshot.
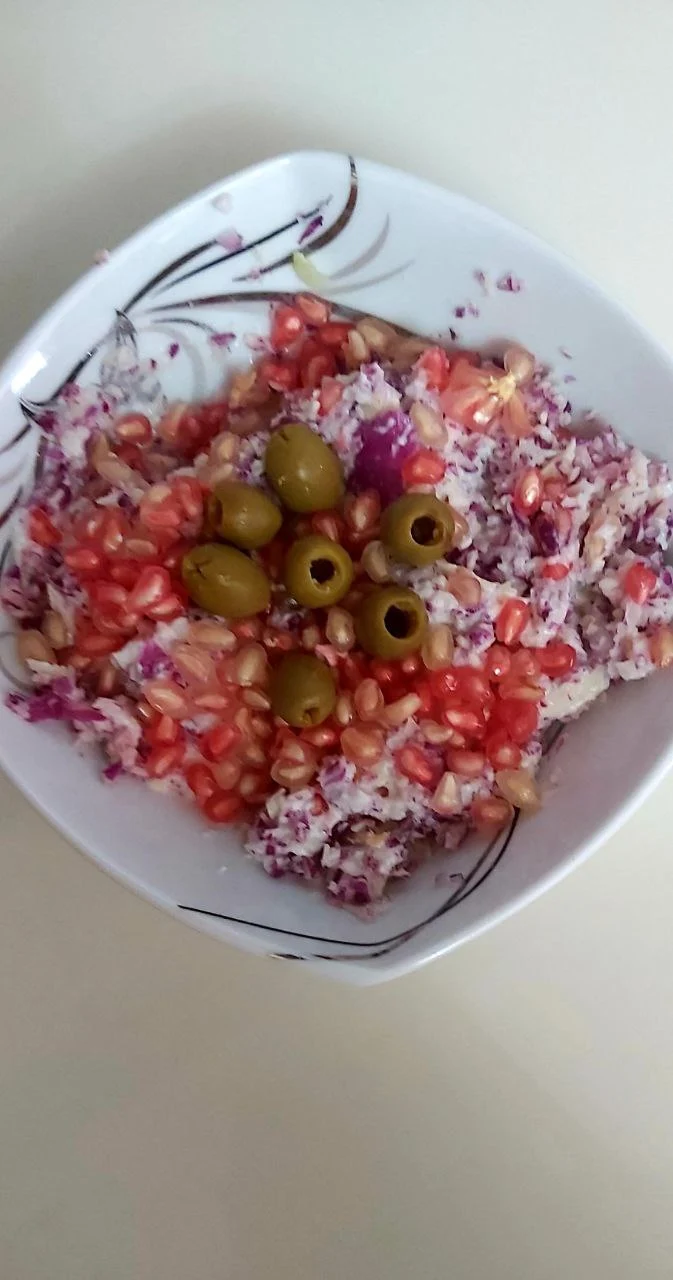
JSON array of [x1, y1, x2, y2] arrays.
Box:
[[301, 724, 339, 750], [28, 507, 62, 547], [213, 759, 242, 791], [494, 768, 540, 811], [441, 705, 489, 738], [395, 744, 439, 788], [296, 294, 330, 325], [145, 714, 183, 747], [76, 630, 121, 657], [537, 642, 576, 677], [485, 728, 522, 769], [204, 791, 245, 823], [649, 626, 673, 668], [185, 763, 218, 804], [325, 607, 355, 652], [419, 720, 454, 746], [309, 510, 346, 543], [401, 449, 446, 488], [512, 468, 543, 517], [172, 476, 203, 522], [484, 644, 512, 682], [494, 698, 538, 744], [242, 687, 271, 712], [495, 598, 530, 646], [497, 681, 543, 703], [127, 565, 172, 613], [145, 592, 186, 623], [143, 680, 191, 719], [471, 796, 514, 831], [201, 722, 241, 761], [339, 652, 369, 691], [510, 649, 541, 681], [64, 545, 105, 577], [237, 770, 269, 803], [191, 690, 235, 714], [271, 304, 305, 351], [444, 747, 486, 779], [231, 618, 263, 642], [241, 739, 267, 768], [343, 490, 381, 534], [340, 725, 384, 767], [108, 560, 139, 588], [145, 741, 186, 778], [623, 561, 657, 604], [540, 562, 570, 581], [319, 321, 352, 347], [414, 679, 435, 718]]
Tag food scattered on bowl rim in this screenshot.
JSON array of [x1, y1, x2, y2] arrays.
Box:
[[3, 293, 673, 909]]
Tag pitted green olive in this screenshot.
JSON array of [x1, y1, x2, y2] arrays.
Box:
[[283, 535, 354, 608], [181, 543, 270, 618], [355, 585, 428, 658], [264, 423, 344, 513], [207, 481, 282, 550], [381, 493, 455, 567], [269, 653, 337, 728]]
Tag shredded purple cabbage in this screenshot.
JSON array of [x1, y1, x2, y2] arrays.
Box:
[[350, 411, 415, 503]]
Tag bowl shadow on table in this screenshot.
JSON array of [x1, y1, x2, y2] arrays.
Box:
[[0, 104, 361, 359]]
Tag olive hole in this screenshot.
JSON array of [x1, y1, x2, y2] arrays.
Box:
[[310, 558, 336, 584], [411, 516, 440, 547], [384, 605, 415, 639], [304, 702, 320, 724]]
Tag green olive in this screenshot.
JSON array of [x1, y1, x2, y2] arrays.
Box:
[[207, 480, 282, 550], [381, 493, 455, 567], [181, 543, 270, 618], [264, 423, 345, 513], [355, 585, 428, 659], [284, 534, 354, 608], [269, 653, 337, 728]]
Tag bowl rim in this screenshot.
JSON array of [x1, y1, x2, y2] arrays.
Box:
[[2, 148, 673, 982]]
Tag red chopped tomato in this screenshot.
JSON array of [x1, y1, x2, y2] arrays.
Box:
[[493, 697, 538, 744], [623, 561, 657, 604], [537, 641, 576, 677], [540, 562, 570, 581], [28, 507, 62, 548], [417, 346, 451, 391], [495, 598, 530, 646], [401, 449, 446, 488], [270, 305, 305, 351]]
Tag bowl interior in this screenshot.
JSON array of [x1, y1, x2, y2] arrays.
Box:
[[2, 151, 672, 982]]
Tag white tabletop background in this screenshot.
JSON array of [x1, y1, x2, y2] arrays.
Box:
[[2, 1, 673, 1276]]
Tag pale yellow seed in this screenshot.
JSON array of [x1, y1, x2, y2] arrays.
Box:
[[232, 643, 268, 687], [421, 624, 455, 672], [495, 769, 540, 812], [187, 621, 237, 652], [325, 607, 355, 652], [410, 402, 448, 448], [242, 688, 272, 711], [345, 330, 370, 367], [360, 540, 390, 584], [355, 316, 398, 354], [353, 678, 385, 722], [430, 771, 460, 816], [301, 624, 321, 651], [334, 692, 354, 727], [209, 431, 240, 464], [41, 610, 69, 649], [17, 630, 57, 667], [382, 692, 422, 727], [419, 720, 454, 746]]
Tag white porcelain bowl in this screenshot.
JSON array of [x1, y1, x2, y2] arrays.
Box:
[[2, 151, 673, 984]]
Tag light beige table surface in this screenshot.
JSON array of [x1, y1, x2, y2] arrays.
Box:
[[2, 2, 673, 1276]]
